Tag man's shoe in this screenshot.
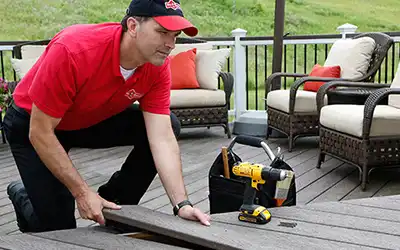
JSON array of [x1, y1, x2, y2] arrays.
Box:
[[7, 180, 29, 232], [98, 170, 138, 205], [98, 171, 122, 205]]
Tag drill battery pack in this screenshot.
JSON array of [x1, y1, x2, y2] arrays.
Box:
[[208, 135, 296, 215]]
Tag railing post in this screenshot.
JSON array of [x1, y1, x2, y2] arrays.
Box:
[[231, 28, 247, 120], [337, 23, 358, 39]]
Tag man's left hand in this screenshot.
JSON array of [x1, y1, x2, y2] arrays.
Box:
[[178, 205, 211, 226]]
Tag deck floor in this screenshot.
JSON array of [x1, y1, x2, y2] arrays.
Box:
[[1, 127, 400, 235]]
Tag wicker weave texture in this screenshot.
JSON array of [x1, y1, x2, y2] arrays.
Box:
[[367, 138, 400, 166], [172, 107, 227, 126], [267, 108, 290, 135], [320, 127, 365, 166], [267, 107, 319, 136], [320, 127, 400, 168]]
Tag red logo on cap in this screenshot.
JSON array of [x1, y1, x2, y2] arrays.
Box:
[[165, 0, 180, 10]]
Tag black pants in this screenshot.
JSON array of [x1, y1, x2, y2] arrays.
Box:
[[3, 103, 180, 232]]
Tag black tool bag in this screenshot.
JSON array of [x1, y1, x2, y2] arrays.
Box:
[[208, 135, 296, 214]]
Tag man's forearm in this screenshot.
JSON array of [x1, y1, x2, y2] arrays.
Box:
[[29, 131, 90, 198], [149, 134, 187, 206]]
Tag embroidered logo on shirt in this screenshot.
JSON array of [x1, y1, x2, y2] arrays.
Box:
[[125, 89, 143, 100]]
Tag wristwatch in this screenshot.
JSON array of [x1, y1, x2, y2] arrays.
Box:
[[173, 200, 193, 216]]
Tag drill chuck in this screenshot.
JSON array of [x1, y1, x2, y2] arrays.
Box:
[[261, 166, 287, 181]]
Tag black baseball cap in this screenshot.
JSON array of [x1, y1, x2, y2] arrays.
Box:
[[126, 0, 198, 37]]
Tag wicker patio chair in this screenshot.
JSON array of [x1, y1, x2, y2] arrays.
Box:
[[170, 37, 233, 138], [316, 62, 400, 190], [265, 32, 394, 152]]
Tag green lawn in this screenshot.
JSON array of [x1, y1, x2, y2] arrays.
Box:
[[1, 0, 399, 40]]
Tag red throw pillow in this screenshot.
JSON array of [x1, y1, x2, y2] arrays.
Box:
[[303, 64, 341, 92], [170, 48, 200, 90]]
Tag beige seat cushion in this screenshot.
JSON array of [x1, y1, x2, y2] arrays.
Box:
[[324, 37, 375, 79], [388, 62, 400, 109], [320, 105, 400, 137], [170, 89, 225, 108], [266, 90, 327, 113]]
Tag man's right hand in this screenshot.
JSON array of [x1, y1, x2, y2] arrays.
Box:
[[75, 190, 121, 225]]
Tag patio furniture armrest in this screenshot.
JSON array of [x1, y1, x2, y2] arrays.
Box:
[[363, 88, 400, 138], [219, 72, 234, 106], [265, 72, 308, 93], [316, 81, 390, 114], [288, 76, 346, 114]]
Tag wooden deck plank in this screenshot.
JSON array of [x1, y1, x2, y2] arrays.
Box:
[[0, 234, 95, 249], [342, 195, 400, 210], [273, 206, 400, 236], [212, 209, 398, 249], [32, 226, 188, 249], [310, 169, 360, 203], [303, 201, 400, 223], [295, 158, 344, 192], [297, 164, 356, 204], [104, 205, 379, 250]]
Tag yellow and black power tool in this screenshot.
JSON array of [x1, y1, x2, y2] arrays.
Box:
[[232, 162, 293, 224]]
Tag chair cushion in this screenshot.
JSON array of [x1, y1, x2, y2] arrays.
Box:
[[170, 43, 213, 56], [170, 89, 226, 108], [21, 45, 47, 59], [171, 42, 230, 90], [266, 89, 327, 113], [303, 64, 341, 92], [195, 48, 231, 90], [324, 37, 376, 79], [320, 104, 400, 137], [10, 57, 39, 79], [170, 48, 200, 89], [388, 61, 400, 109]]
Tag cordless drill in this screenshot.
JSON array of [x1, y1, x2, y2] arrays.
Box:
[[232, 162, 291, 224]]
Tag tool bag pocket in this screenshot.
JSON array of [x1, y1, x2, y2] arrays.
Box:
[[208, 150, 247, 214], [208, 136, 296, 215]]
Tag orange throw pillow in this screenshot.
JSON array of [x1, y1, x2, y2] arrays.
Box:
[[303, 64, 341, 92], [170, 48, 200, 90]]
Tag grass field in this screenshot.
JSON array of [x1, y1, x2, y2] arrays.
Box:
[[1, 0, 400, 40]]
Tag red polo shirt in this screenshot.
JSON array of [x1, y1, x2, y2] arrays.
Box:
[[12, 22, 172, 130]]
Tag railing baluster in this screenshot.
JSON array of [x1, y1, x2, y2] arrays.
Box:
[[304, 44, 307, 73], [227, 46, 230, 72], [325, 44, 328, 59], [284, 44, 287, 89], [246, 46, 249, 110], [264, 45, 267, 110], [385, 52, 388, 83], [314, 44, 317, 65], [255, 45, 258, 110], [12, 50, 16, 81], [217, 46, 221, 88], [0, 51, 4, 80], [294, 44, 297, 78], [392, 43, 395, 81], [378, 65, 381, 83], [264, 45, 267, 80]]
